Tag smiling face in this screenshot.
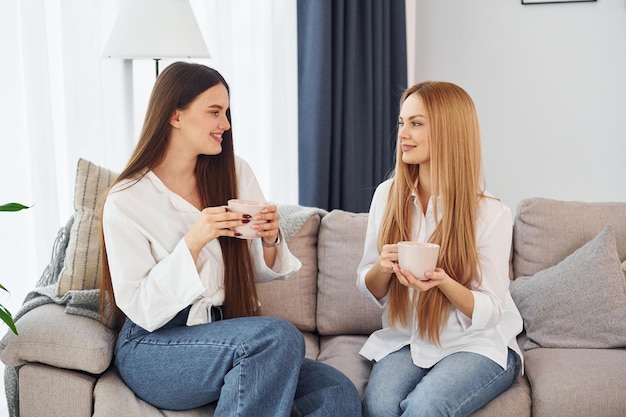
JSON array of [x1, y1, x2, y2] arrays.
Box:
[[398, 93, 430, 166], [170, 83, 231, 156]]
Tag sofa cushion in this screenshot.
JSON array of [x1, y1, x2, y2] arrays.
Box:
[[316, 209, 382, 335], [512, 198, 626, 278], [94, 367, 216, 417], [510, 225, 626, 350], [471, 376, 531, 417], [93, 331, 318, 417], [302, 331, 320, 360], [257, 208, 322, 332], [58, 158, 117, 296], [318, 335, 371, 396], [0, 304, 116, 373], [523, 347, 626, 417]]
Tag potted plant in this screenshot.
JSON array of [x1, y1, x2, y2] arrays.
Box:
[[0, 202, 29, 335]]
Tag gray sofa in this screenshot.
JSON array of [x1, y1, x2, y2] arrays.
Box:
[[1, 162, 626, 417]]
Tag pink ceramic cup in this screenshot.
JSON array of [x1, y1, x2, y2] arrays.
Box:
[[397, 242, 440, 280], [227, 199, 268, 239]]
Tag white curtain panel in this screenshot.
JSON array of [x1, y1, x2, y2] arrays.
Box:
[[191, 0, 299, 206], [0, 0, 298, 320]]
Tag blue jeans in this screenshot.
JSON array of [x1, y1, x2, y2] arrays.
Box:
[[363, 346, 517, 417], [115, 308, 361, 417]]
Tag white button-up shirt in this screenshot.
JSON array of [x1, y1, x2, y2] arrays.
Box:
[[103, 156, 301, 332], [357, 179, 523, 373]]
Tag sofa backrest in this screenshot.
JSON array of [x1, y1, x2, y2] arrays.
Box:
[[315, 210, 383, 335], [512, 198, 626, 278], [258, 206, 383, 336], [256, 209, 322, 332]]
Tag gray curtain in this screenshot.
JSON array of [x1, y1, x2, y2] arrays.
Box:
[[297, 0, 407, 212]]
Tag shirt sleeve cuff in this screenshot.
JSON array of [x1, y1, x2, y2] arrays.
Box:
[[356, 270, 387, 308], [251, 238, 302, 282], [457, 290, 493, 330]]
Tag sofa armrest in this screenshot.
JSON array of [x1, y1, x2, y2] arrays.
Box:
[[20, 363, 96, 417], [0, 304, 116, 374]]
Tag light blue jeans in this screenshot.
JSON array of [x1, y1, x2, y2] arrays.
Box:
[[363, 346, 517, 417], [115, 307, 361, 417]]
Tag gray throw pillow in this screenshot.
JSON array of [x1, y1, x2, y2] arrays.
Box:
[[510, 225, 626, 350], [37, 216, 74, 287]]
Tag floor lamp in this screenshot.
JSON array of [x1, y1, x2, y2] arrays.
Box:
[[102, 0, 210, 77], [102, 0, 210, 147]]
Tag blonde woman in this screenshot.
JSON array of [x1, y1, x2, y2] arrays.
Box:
[[357, 81, 523, 417]]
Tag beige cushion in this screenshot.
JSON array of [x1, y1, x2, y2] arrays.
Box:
[[94, 367, 216, 417], [316, 210, 382, 335], [524, 347, 626, 417], [257, 213, 321, 332], [471, 377, 531, 417], [302, 331, 320, 360], [512, 198, 626, 278], [58, 158, 117, 296], [92, 332, 317, 417], [318, 335, 371, 396], [0, 304, 116, 373]]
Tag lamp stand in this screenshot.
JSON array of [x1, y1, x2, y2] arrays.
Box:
[[154, 58, 161, 77]]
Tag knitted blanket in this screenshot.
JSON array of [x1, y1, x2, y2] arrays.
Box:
[[3, 204, 326, 417]]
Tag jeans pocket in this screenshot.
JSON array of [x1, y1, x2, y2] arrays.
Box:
[[118, 319, 149, 344], [127, 322, 150, 341]]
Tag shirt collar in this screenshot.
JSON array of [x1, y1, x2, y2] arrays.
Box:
[[145, 171, 199, 212]]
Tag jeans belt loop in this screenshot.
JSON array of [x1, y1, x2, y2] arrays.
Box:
[[211, 305, 224, 322]]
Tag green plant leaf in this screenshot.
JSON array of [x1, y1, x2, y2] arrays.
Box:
[[0, 305, 18, 335], [0, 202, 28, 334], [0, 203, 31, 212]]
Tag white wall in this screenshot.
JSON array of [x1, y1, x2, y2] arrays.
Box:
[[407, 0, 626, 216]]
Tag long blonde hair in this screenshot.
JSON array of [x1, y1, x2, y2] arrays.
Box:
[[379, 81, 485, 345]]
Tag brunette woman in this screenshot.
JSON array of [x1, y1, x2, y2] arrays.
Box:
[[100, 62, 361, 417]]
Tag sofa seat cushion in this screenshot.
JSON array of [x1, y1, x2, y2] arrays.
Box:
[[94, 331, 318, 417], [302, 331, 320, 360], [94, 367, 216, 417], [0, 304, 116, 374], [524, 347, 626, 417], [316, 334, 531, 417], [316, 210, 382, 335], [318, 335, 371, 396], [471, 376, 531, 417]]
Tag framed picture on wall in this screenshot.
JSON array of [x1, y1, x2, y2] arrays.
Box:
[[522, 0, 596, 3]]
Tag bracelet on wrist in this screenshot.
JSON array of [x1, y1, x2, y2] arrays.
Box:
[[262, 231, 282, 248]]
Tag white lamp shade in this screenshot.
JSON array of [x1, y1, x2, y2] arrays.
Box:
[[103, 0, 210, 59]]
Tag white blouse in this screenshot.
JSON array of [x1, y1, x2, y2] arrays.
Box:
[[103, 156, 301, 332], [357, 179, 523, 373]]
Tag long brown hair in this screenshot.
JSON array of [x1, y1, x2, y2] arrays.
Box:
[[379, 81, 485, 345], [99, 62, 258, 329]]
